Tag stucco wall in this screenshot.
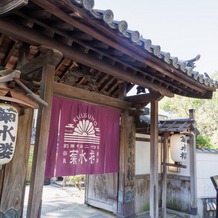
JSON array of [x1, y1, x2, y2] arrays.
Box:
[[196, 151, 218, 218], [135, 133, 161, 175], [196, 151, 218, 198]]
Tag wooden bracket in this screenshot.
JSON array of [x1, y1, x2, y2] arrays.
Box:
[[0, 70, 21, 83], [161, 162, 187, 169], [0, 70, 47, 108], [14, 78, 48, 107]]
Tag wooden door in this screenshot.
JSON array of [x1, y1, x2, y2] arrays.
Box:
[[85, 173, 118, 214]]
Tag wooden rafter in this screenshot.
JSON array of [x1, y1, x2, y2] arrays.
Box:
[[0, 1, 215, 99], [13, 10, 205, 97], [31, 0, 211, 94]]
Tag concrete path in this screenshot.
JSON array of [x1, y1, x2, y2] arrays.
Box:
[[24, 183, 115, 218]]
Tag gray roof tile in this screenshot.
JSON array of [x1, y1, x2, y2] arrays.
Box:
[[70, 0, 217, 88]]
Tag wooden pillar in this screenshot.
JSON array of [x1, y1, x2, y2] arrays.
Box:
[[117, 111, 135, 218], [150, 100, 159, 218], [26, 63, 55, 218], [0, 108, 33, 217], [161, 132, 169, 218], [189, 109, 198, 215]]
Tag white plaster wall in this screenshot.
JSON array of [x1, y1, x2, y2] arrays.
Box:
[[135, 133, 161, 175], [135, 133, 191, 177], [196, 152, 218, 198]]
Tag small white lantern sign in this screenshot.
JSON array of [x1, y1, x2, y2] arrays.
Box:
[[170, 134, 187, 163], [0, 103, 19, 165]]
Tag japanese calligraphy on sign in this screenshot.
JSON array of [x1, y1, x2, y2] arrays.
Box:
[[45, 97, 120, 177], [0, 103, 18, 164], [170, 134, 187, 163]]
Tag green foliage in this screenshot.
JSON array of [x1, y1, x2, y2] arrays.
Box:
[[68, 175, 85, 190], [26, 145, 34, 184], [160, 84, 218, 149], [160, 95, 205, 118], [196, 134, 214, 149]]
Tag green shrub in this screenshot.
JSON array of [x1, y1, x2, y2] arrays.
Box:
[[68, 175, 85, 190], [196, 134, 214, 149]]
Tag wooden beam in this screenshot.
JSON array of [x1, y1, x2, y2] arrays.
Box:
[[31, 0, 210, 95], [53, 82, 130, 110], [0, 18, 174, 97], [150, 100, 159, 218], [31, 9, 51, 19], [14, 78, 48, 107], [9, 10, 207, 98], [125, 92, 163, 104], [161, 162, 187, 169], [26, 63, 54, 218], [20, 53, 53, 75]]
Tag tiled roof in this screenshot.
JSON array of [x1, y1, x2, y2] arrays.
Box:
[[196, 148, 218, 153], [71, 0, 217, 88], [158, 118, 195, 133]]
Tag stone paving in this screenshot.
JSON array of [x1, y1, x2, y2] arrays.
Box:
[[24, 183, 178, 218], [24, 183, 115, 218]]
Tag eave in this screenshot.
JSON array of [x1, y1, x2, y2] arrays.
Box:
[[0, 0, 217, 103]]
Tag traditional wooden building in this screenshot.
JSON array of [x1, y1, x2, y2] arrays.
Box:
[[0, 1, 217, 218]]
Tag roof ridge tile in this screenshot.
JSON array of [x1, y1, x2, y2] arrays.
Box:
[[75, 0, 217, 88]]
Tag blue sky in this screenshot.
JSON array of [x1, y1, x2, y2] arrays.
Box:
[[94, 0, 218, 76]]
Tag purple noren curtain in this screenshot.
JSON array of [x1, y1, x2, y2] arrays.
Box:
[[45, 96, 120, 177]]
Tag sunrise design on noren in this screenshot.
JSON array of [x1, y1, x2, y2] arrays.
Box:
[[64, 119, 100, 144]]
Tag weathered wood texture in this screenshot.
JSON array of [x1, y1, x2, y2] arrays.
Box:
[[166, 175, 191, 213], [27, 64, 54, 218], [135, 175, 162, 214], [189, 109, 198, 215], [117, 113, 135, 217], [135, 175, 150, 213], [26, 0, 214, 98], [85, 173, 118, 213], [0, 18, 174, 97], [161, 133, 169, 218], [0, 108, 33, 216], [150, 100, 159, 218], [53, 82, 129, 110]]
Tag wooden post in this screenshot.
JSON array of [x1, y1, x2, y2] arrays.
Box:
[[0, 108, 33, 217], [26, 63, 55, 218], [117, 111, 135, 218], [150, 100, 159, 218], [189, 109, 198, 215], [0, 43, 34, 217], [162, 132, 169, 218]]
